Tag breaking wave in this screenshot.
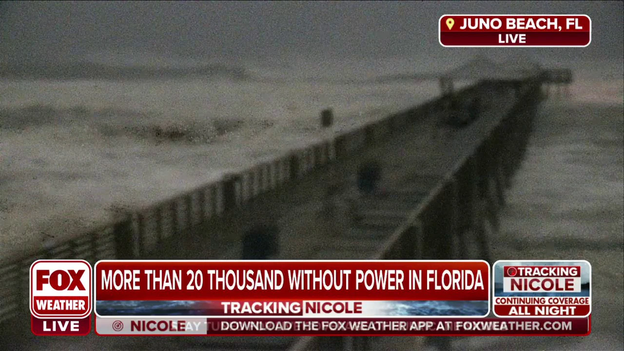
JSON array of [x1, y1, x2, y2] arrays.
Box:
[[0, 61, 253, 81], [0, 104, 274, 145]]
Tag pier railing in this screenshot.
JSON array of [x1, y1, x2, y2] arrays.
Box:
[[288, 77, 543, 351], [0, 78, 535, 332]]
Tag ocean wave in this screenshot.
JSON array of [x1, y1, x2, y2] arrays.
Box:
[[0, 104, 147, 130], [0, 61, 253, 81], [0, 103, 278, 146], [100, 118, 275, 145], [370, 73, 440, 83]]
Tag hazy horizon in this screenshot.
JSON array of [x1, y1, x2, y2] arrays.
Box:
[[1, 2, 622, 66]]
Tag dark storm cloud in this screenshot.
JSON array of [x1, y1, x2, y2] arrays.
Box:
[[0, 1, 622, 62]]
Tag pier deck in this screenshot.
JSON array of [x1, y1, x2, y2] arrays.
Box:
[[2, 77, 544, 351]]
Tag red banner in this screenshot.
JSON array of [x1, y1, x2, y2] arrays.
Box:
[[31, 316, 91, 336], [494, 305, 590, 317], [439, 15, 591, 47], [94, 260, 489, 301], [503, 265, 581, 277]]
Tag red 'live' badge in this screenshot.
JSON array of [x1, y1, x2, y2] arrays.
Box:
[[30, 260, 92, 335]]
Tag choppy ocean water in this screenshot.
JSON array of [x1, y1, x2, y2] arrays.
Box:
[[1, 57, 467, 258], [0, 56, 621, 260]]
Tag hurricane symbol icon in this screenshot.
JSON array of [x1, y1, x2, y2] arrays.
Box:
[[112, 320, 124, 332]]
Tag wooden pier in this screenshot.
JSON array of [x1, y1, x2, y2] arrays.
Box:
[[1, 70, 550, 350]]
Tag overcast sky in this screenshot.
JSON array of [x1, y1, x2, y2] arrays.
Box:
[[0, 1, 622, 64]]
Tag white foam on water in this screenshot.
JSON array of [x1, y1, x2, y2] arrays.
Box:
[[0, 57, 480, 257], [453, 76, 623, 351]]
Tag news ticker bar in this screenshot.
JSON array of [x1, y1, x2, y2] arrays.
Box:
[[93, 316, 593, 336], [439, 14, 591, 47], [30, 259, 592, 336], [29, 315, 591, 337], [29, 316, 591, 337]]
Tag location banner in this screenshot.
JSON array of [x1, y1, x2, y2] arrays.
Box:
[[439, 15, 591, 47]]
